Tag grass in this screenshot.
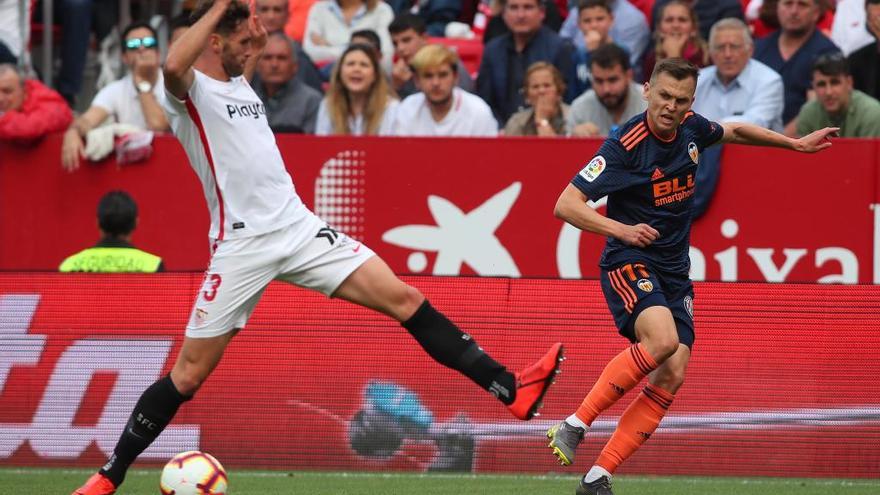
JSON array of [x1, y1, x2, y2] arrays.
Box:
[[4, 468, 880, 495]]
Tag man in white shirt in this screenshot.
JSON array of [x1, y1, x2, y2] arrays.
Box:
[[694, 18, 784, 131], [71, 3, 562, 494], [393, 44, 497, 136], [60, 21, 170, 171]]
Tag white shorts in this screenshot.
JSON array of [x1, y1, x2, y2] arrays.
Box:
[[185, 211, 375, 338]]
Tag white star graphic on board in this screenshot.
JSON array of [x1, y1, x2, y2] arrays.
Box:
[[382, 182, 522, 277]]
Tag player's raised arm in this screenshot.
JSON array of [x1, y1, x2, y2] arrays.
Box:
[[720, 121, 839, 153], [242, 12, 268, 82], [554, 184, 660, 248], [164, 0, 234, 99]]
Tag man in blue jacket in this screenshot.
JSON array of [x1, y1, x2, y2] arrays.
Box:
[[477, 0, 576, 125]]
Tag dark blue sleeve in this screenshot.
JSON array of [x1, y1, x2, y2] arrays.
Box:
[[570, 138, 634, 200], [686, 112, 724, 150]]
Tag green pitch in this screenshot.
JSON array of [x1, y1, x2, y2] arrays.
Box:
[[3, 468, 879, 495]]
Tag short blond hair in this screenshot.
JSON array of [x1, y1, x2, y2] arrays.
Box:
[[409, 44, 459, 77]]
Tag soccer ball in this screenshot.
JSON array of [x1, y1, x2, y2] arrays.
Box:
[[159, 451, 228, 495]]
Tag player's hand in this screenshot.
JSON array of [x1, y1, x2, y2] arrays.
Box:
[[794, 127, 839, 153], [618, 223, 660, 248], [210, 0, 234, 13], [391, 58, 412, 89], [61, 128, 84, 172], [248, 10, 268, 55]]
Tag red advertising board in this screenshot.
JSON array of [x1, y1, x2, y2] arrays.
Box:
[[1, 274, 878, 478], [1, 136, 878, 283]]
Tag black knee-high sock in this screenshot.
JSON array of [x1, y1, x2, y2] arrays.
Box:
[[402, 300, 516, 404], [100, 374, 192, 486]]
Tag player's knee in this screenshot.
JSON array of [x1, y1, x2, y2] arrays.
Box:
[[394, 284, 425, 322], [652, 363, 686, 393], [170, 366, 209, 396], [642, 330, 679, 363]]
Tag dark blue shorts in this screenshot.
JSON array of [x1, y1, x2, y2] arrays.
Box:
[[600, 261, 695, 348]]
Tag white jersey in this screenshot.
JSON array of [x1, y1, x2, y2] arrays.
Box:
[[391, 88, 498, 137], [163, 69, 304, 240]]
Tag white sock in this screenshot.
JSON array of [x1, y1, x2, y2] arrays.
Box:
[[583, 465, 612, 483], [565, 413, 588, 430]]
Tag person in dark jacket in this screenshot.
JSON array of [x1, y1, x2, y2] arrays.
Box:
[[477, 0, 576, 124]]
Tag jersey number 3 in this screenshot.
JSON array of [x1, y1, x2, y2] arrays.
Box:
[[202, 274, 223, 302]]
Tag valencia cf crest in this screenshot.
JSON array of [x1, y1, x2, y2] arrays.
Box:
[[688, 142, 699, 164], [637, 279, 654, 293]]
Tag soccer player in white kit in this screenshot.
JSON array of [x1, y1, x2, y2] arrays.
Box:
[[72, 2, 564, 494]]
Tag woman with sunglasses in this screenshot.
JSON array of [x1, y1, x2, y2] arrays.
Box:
[[61, 22, 170, 171]]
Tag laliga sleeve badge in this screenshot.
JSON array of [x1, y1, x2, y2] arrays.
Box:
[[579, 155, 606, 183], [688, 142, 699, 164], [637, 279, 654, 293]]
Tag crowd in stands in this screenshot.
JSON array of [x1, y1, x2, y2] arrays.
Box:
[[2, 0, 880, 153]]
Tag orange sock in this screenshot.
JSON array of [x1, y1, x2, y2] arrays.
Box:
[[575, 343, 657, 426], [595, 383, 674, 473]]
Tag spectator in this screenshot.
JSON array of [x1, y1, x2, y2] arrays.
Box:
[[642, 0, 710, 78], [694, 18, 784, 131], [484, 0, 565, 44], [59, 190, 164, 273], [831, 0, 874, 55], [568, 0, 631, 96], [848, 0, 880, 99], [389, 14, 474, 99], [315, 44, 398, 135], [504, 61, 571, 136], [477, 0, 576, 124], [796, 53, 880, 137], [318, 28, 384, 82], [0, 0, 22, 64], [46, 0, 120, 107], [60, 21, 169, 171], [385, 0, 462, 37], [303, 0, 395, 70], [651, 0, 744, 40], [392, 44, 498, 136], [255, 0, 325, 92], [749, 0, 836, 38], [0, 64, 73, 145], [754, 0, 840, 135], [254, 33, 322, 133], [351, 28, 383, 58], [568, 43, 646, 136], [559, 0, 651, 75]]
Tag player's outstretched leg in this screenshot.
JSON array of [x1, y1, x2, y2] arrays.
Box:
[[333, 256, 564, 420], [576, 344, 689, 495], [548, 307, 678, 467], [71, 333, 233, 495]]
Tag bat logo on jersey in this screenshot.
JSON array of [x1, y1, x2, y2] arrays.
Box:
[[688, 142, 699, 164], [637, 279, 654, 292], [579, 156, 606, 183], [226, 102, 266, 120], [684, 295, 694, 319]]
